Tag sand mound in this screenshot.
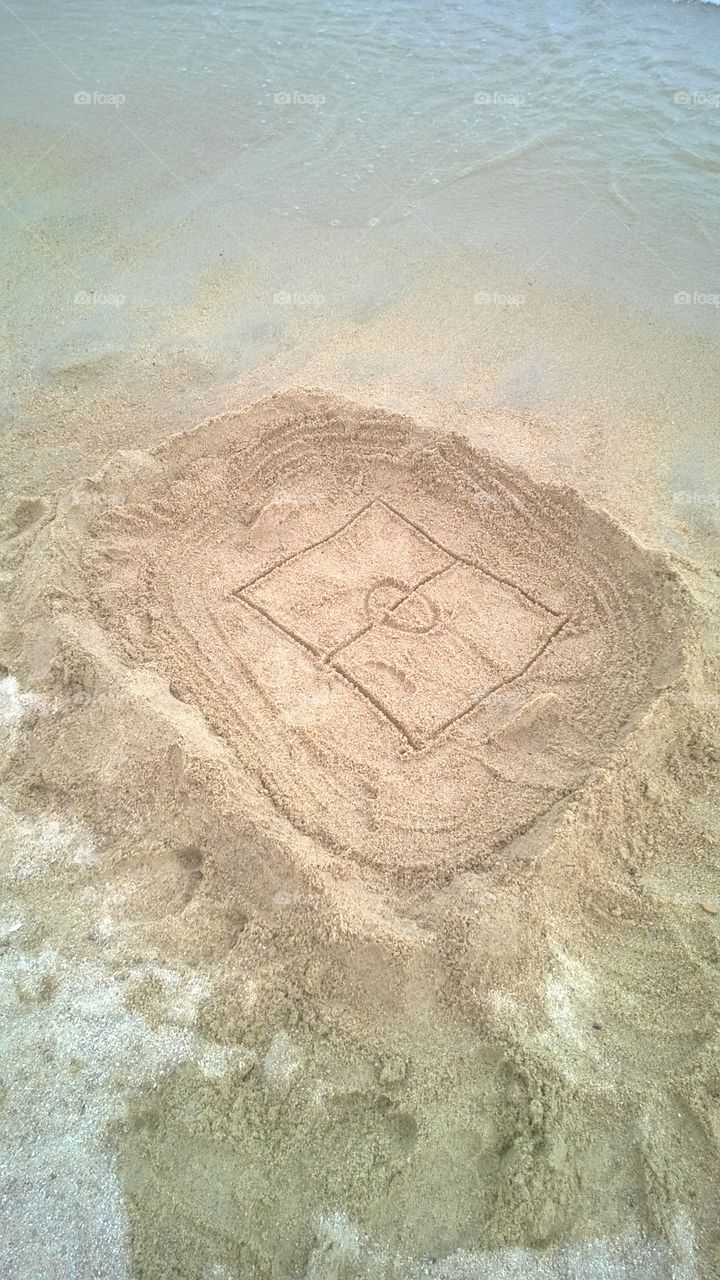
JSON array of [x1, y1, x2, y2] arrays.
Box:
[[3, 390, 685, 881], [5, 392, 720, 1278]]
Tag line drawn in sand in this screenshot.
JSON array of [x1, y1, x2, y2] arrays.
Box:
[[234, 499, 568, 752]]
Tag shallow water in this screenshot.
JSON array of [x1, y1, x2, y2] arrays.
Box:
[[1, 0, 719, 508], [3, 0, 720, 299]]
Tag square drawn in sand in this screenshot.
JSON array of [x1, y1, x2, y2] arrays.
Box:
[[237, 502, 452, 657], [236, 500, 562, 749]]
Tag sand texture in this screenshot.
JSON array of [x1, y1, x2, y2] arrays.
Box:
[[2, 391, 685, 877], [1, 391, 719, 1278]]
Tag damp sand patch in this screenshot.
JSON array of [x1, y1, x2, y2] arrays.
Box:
[[2, 390, 687, 883]]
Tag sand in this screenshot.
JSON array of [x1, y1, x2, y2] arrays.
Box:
[[1, 390, 719, 1278]]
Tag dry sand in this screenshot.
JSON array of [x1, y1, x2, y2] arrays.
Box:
[[1, 390, 719, 1278]]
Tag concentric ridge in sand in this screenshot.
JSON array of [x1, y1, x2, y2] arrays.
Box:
[[5, 390, 685, 875]]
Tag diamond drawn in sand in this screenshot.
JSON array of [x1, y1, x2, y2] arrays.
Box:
[[236, 500, 564, 749]]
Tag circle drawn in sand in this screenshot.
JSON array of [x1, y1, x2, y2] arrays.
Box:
[[10, 392, 684, 876], [363, 578, 441, 634]]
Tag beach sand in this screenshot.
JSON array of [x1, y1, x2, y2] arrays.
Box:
[[1, 390, 719, 1277]]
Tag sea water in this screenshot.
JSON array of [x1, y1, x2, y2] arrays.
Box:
[[1, 0, 719, 509]]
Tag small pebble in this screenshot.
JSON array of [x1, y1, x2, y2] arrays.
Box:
[[700, 900, 718, 916]]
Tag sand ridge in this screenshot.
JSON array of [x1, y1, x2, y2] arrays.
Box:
[[3, 390, 686, 885], [2, 391, 720, 1278]]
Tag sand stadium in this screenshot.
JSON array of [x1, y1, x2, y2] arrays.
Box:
[[2, 391, 687, 886]]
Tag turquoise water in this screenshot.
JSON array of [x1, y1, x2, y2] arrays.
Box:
[[1, 0, 719, 499]]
